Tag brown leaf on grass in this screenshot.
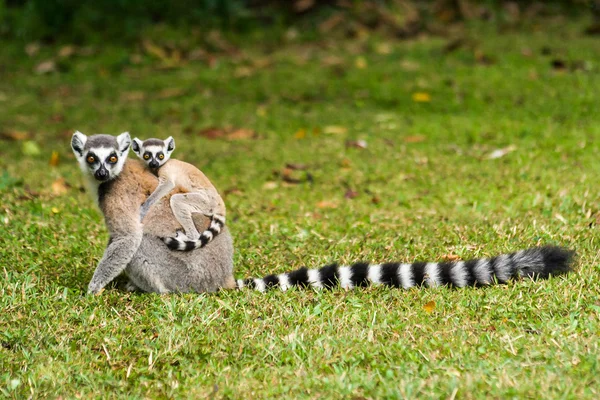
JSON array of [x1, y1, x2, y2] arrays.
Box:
[[319, 13, 345, 33], [35, 60, 56, 74], [263, 181, 278, 190], [51, 177, 70, 195], [475, 50, 494, 65], [355, 57, 367, 69], [400, 60, 420, 71], [375, 42, 392, 55], [156, 88, 186, 99], [234, 66, 254, 78], [49, 151, 60, 166], [0, 130, 29, 141], [346, 139, 367, 149], [121, 91, 146, 101], [198, 127, 258, 140], [442, 254, 460, 261], [294, 0, 315, 13], [321, 56, 345, 67], [25, 42, 40, 57], [58, 45, 76, 58], [286, 163, 308, 170], [344, 189, 358, 199], [142, 40, 169, 61], [404, 135, 426, 143], [224, 187, 243, 197], [443, 38, 466, 54], [423, 300, 436, 313], [316, 201, 338, 209], [324, 125, 348, 135], [227, 128, 258, 140]]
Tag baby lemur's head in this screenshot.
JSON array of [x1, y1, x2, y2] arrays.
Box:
[[131, 136, 175, 170], [71, 131, 131, 182]]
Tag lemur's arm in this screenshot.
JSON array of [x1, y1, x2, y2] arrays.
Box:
[[87, 229, 143, 294], [140, 175, 175, 221], [88, 178, 144, 294]]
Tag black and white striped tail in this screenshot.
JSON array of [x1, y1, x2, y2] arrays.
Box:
[[236, 246, 574, 292], [163, 214, 225, 251]]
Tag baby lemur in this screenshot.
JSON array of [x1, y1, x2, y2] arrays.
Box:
[[71, 131, 235, 294], [131, 136, 226, 251], [72, 131, 574, 295]]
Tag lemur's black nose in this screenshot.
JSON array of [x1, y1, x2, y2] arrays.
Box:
[[149, 160, 159, 169], [95, 168, 109, 181]]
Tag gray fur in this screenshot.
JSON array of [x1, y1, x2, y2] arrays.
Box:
[[71, 131, 235, 294]]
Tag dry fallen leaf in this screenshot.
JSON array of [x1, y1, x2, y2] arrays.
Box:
[[412, 92, 431, 102], [58, 45, 76, 58], [375, 42, 392, 55], [423, 300, 436, 313], [442, 254, 460, 261], [294, 129, 306, 139], [404, 135, 426, 143], [198, 127, 258, 140], [121, 91, 146, 101], [346, 140, 367, 149], [286, 163, 308, 170], [142, 40, 168, 61], [51, 177, 70, 195], [0, 130, 29, 141], [400, 60, 420, 71], [25, 42, 40, 57], [226, 128, 257, 140], [49, 151, 60, 167], [263, 181, 278, 190], [35, 60, 56, 74], [156, 88, 186, 99], [355, 57, 367, 69], [486, 145, 517, 159], [294, 0, 315, 13], [324, 125, 348, 135], [344, 189, 358, 199], [316, 201, 338, 209]]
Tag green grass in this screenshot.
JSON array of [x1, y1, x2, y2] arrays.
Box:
[[1, 18, 600, 399]]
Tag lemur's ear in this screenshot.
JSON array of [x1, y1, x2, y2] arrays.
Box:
[[117, 132, 131, 154], [131, 138, 143, 155], [71, 131, 87, 157], [165, 136, 175, 154]]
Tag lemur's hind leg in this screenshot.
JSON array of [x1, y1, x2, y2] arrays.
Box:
[[170, 190, 225, 241]]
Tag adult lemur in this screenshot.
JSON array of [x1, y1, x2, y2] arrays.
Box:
[[71, 131, 574, 294]]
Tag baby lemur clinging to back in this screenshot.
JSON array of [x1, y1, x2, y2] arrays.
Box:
[[131, 136, 226, 251]]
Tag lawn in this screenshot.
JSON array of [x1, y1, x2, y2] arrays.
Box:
[[1, 16, 599, 399]]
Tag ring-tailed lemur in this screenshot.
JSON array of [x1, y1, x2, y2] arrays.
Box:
[[131, 136, 226, 250], [71, 131, 235, 294], [71, 131, 574, 295]]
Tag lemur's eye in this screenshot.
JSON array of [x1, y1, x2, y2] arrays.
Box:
[[109, 156, 118, 163], [86, 156, 95, 163], [158, 154, 164, 160], [143, 154, 150, 160]]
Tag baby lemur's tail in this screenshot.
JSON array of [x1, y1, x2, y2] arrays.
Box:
[[162, 214, 225, 251], [236, 246, 574, 292]]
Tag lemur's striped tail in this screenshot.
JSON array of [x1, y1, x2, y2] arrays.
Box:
[[163, 214, 225, 251], [236, 246, 574, 292]]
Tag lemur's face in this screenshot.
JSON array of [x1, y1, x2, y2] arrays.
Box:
[[71, 131, 131, 182], [131, 136, 175, 170]]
